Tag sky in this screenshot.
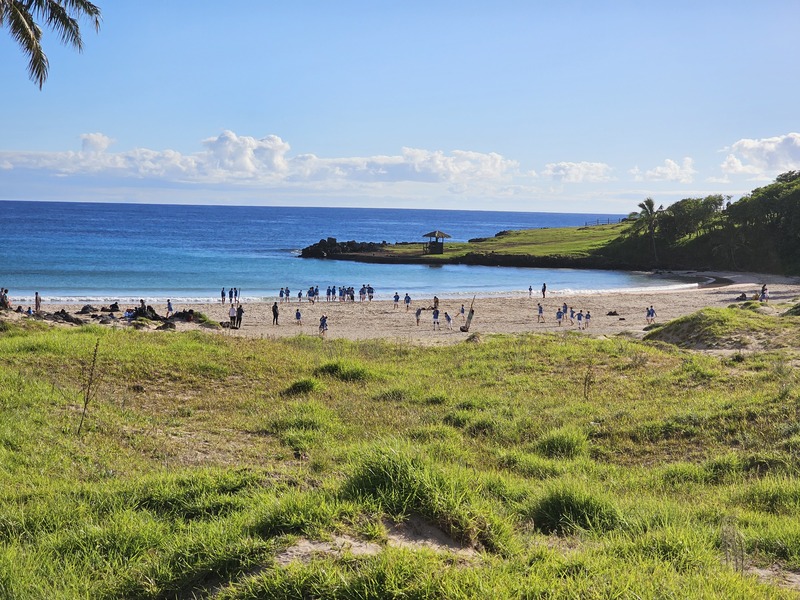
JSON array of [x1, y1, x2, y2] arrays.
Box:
[[1, 1, 799, 213]]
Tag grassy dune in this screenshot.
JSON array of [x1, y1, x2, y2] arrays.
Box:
[[1, 309, 800, 598]]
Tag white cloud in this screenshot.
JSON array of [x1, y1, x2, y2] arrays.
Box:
[[721, 132, 800, 178], [80, 132, 114, 153], [542, 161, 613, 183], [633, 157, 696, 183]]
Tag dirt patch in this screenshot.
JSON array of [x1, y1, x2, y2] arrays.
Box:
[[747, 564, 800, 592], [274, 516, 479, 566]]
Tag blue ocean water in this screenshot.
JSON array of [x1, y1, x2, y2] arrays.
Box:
[[0, 201, 693, 304]]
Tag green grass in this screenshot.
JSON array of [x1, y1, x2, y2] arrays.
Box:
[[1, 316, 800, 597]]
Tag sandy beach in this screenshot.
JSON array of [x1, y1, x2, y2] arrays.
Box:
[[11, 271, 798, 346]]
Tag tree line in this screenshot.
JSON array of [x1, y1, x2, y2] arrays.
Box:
[[620, 171, 800, 274]]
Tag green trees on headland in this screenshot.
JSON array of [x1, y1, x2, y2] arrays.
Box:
[[623, 172, 800, 274]]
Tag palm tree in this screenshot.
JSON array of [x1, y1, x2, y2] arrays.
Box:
[[0, 0, 101, 89], [635, 197, 663, 264]]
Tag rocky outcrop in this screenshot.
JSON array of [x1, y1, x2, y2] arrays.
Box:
[[301, 237, 385, 258]]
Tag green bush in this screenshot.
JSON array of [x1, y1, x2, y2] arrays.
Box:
[[524, 483, 623, 534], [534, 427, 589, 459]]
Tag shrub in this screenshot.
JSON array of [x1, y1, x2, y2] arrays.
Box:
[[314, 360, 373, 382], [283, 377, 323, 396], [525, 484, 623, 534], [534, 427, 589, 459]]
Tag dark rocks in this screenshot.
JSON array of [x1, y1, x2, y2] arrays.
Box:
[[101, 302, 120, 312], [78, 304, 98, 314], [52, 309, 85, 325], [301, 238, 383, 258]]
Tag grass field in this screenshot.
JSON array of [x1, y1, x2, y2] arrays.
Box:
[[1, 308, 800, 598], [376, 223, 628, 262]]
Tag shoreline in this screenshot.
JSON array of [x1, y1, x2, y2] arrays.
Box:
[[5, 271, 798, 347]]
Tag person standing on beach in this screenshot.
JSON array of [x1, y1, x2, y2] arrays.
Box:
[[576, 310, 584, 330], [585, 311, 591, 329], [166, 299, 174, 318], [229, 288, 234, 305], [295, 308, 302, 325], [529, 285, 533, 298], [34, 292, 41, 314], [569, 307, 575, 326], [432, 308, 440, 330], [460, 304, 466, 321], [319, 314, 328, 337], [445, 312, 452, 330], [236, 303, 244, 328], [229, 304, 236, 327], [541, 283, 547, 298], [221, 288, 226, 304], [537, 303, 544, 323], [393, 292, 400, 309], [404, 293, 411, 311], [556, 308, 563, 326], [272, 302, 279, 325], [415, 307, 422, 326]]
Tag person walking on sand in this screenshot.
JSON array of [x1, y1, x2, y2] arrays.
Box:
[[404, 293, 411, 311], [445, 312, 452, 330], [460, 303, 466, 321], [229, 304, 236, 327], [34, 292, 41, 314], [236, 303, 244, 328], [432, 308, 440, 330], [576, 310, 584, 330], [295, 308, 302, 325], [221, 288, 226, 304], [415, 307, 422, 326], [272, 302, 279, 325], [569, 307, 575, 326], [537, 303, 545, 323], [529, 285, 533, 298], [319, 314, 328, 337], [556, 307, 563, 326], [393, 292, 400, 309], [166, 299, 174, 318], [585, 311, 591, 329], [541, 283, 547, 298]]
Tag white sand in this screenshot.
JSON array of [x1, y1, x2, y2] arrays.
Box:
[[22, 271, 798, 346]]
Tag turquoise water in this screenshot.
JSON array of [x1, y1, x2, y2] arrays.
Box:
[[0, 201, 694, 304]]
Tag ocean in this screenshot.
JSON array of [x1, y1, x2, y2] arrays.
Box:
[[0, 201, 695, 305]]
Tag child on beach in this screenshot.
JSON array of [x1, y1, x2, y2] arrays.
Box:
[[295, 309, 302, 325], [556, 308, 563, 326], [537, 303, 545, 323], [445, 312, 452, 330], [432, 308, 440, 330], [576, 310, 584, 330], [415, 307, 422, 326], [404, 293, 411, 310], [585, 311, 591, 329], [569, 307, 575, 326]]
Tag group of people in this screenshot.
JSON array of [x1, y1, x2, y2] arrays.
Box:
[[537, 302, 593, 330], [529, 283, 547, 298], [269, 301, 327, 336], [220, 287, 241, 304], [0, 289, 42, 315]]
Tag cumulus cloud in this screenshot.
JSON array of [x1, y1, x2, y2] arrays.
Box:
[[721, 132, 800, 178], [0, 130, 520, 192], [80, 132, 114, 153], [632, 157, 696, 183], [542, 161, 613, 183]]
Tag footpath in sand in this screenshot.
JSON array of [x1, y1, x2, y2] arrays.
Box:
[[12, 271, 800, 347]]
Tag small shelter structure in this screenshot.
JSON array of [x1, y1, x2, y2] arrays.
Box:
[[422, 230, 451, 255]]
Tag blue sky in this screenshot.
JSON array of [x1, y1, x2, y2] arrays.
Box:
[[1, 1, 799, 213]]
